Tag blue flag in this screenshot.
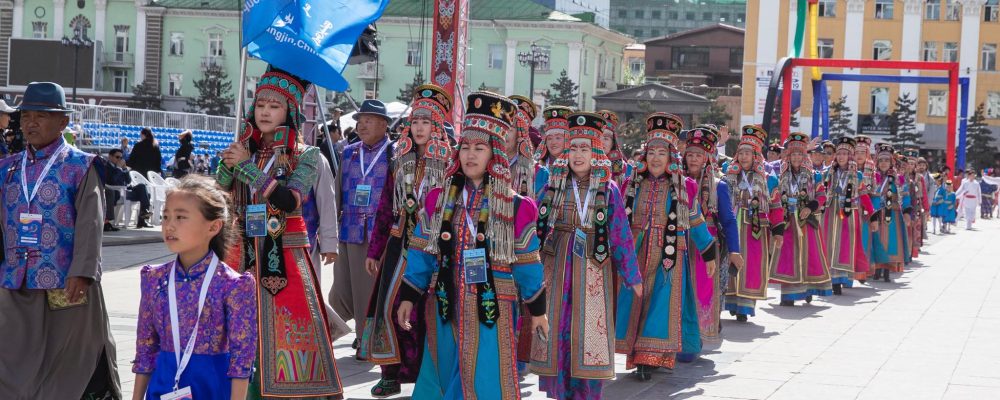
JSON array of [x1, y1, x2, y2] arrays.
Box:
[[242, 0, 389, 91]]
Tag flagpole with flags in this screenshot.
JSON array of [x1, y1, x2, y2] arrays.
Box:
[[234, 7, 247, 141]]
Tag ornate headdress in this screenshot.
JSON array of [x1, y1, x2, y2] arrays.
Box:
[[644, 112, 683, 150], [509, 95, 539, 196], [835, 136, 856, 153], [535, 105, 573, 162], [426, 91, 518, 263], [783, 132, 811, 154], [684, 124, 721, 215], [598, 110, 626, 179], [392, 83, 453, 215], [876, 143, 896, 160], [738, 125, 768, 154], [685, 124, 720, 156], [544, 112, 612, 230], [240, 66, 309, 150]]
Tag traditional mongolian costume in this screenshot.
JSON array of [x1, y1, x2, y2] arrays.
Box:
[[820, 137, 873, 294], [399, 91, 547, 399], [217, 68, 343, 398], [597, 110, 631, 186], [509, 95, 546, 198], [361, 84, 453, 395], [532, 112, 641, 399], [614, 113, 718, 380], [722, 125, 781, 319], [870, 144, 910, 282]]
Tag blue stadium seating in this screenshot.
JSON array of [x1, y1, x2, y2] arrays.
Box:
[[82, 122, 234, 170]]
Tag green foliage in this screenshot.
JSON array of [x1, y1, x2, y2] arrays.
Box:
[[828, 95, 855, 140], [128, 82, 163, 111], [185, 63, 235, 117], [397, 70, 425, 102], [546, 69, 579, 108], [965, 103, 998, 172], [886, 93, 923, 148]]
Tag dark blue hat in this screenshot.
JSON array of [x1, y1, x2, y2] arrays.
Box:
[[18, 82, 72, 113], [353, 99, 391, 122]]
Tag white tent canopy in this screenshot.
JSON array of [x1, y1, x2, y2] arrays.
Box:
[[334, 101, 411, 130]]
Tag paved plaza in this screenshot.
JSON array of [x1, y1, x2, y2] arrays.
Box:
[[104, 218, 1000, 400]]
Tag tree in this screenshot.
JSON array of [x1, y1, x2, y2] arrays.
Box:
[[828, 95, 855, 140], [396, 70, 425, 102], [128, 82, 163, 111], [965, 103, 998, 172], [886, 93, 922, 148], [478, 82, 489, 91], [546, 69, 579, 107], [616, 100, 655, 155], [698, 92, 732, 126], [186, 63, 235, 116]]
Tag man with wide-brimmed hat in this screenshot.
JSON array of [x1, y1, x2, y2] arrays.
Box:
[[0, 82, 121, 398], [331, 98, 394, 357]]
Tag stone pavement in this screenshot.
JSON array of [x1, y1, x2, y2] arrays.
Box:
[[101, 218, 1000, 399]]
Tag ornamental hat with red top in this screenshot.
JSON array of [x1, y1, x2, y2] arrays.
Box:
[[876, 143, 896, 159], [410, 83, 452, 122], [543, 105, 573, 133], [509, 95, 537, 122], [856, 135, 872, 146], [568, 111, 607, 141], [835, 136, 857, 152], [783, 132, 811, 153], [597, 109, 620, 131], [460, 90, 517, 145], [685, 124, 720, 154], [241, 66, 309, 147], [739, 124, 768, 152], [645, 112, 683, 149]]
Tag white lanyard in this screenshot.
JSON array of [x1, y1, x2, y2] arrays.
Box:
[[572, 178, 593, 224], [837, 171, 849, 193], [741, 171, 754, 197], [462, 188, 478, 239], [788, 170, 800, 194], [253, 153, 278, 175], [879, 175, 890, 195], [20, 143, 67, 205], [168, 253, 219, 391], [359, 141, 389, 179]]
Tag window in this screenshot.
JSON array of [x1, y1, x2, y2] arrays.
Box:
[[926, 0, 941, 20], [686, 12, 696, 20], [668, 11, 678, 19], [114, 26, 129, 57], [32, 22, 47, 39], [983, 44, 997, 71], [987, 0, 999, 22], [650, 29, 660, 37], [729, 48, 744, 69], [873, 40, 892, 60], [818, 39, 835, 59], [928, 90, 947, 116], [987, 92, 1000, 119], [819, 0, 836, 17], [923, 41, 938, 61], [112, 70, 128, 93], [208, 33, 224, 57], [629, 57, 644, 75], [617, 9, 627, 18], [168, 74, 183, 96], [634, 29, 643, 37], [737, 13, 746, 23], [875, 0, 894, 19], [170, 32, 184, 56], [245, 76, 257, 100], [870, 87, 889, 115], [673, 47, 710, 69], [720, 13, 731, 22], [703, 12, 713, 21], [536, 46, 551, 71], [406, 41, 421, 66], [652, 10, 661, 19], [69, 15, 91, 39], [944, 42, 959, 62], [946, 0, 961, 20], [488, 44, 503, 69], [364, 81, 376, 99], [634, 10, 644, 18]]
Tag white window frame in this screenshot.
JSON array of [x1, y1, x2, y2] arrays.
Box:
[[113, 70, 129, 93], [870, 87, 890, 115], [32, 21, 47, 39], [170, 32, 184, 56], [114, 26, 130, 56], [944, 42, 959, 62], [923, 41, 938, 61], [208, 33, 224, 57], [946, 0, 961, 20], [818, 38, 834, 59], [488, 44, 503, 69], [986, 0, 999, 22], [536, 46, 551, 72], [168, 74, 183, 96], [987, 92, 1000, 119], [818, 0, 836, 17], [983, 44, 997, 71], [629, 57, 644, 75], [926, 0, 941, 20], [873, 40, 892, 60], [406, 41, 421, 66], [875, 0, 894, 19], [928, 90, 947, 117]]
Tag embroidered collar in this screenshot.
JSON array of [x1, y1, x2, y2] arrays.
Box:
[[27, 136, 67, 162], [174, 251, 215, 280]]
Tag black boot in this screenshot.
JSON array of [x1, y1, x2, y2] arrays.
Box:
[[805, 295, 814, 304], [883, 271, 891, 283], [780, 300, 795, 307], [635, 365, 652, 381], [736, 314, 748, 322], [833, 283, 843, 295]]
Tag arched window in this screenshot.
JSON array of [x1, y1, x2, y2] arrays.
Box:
[[68, 15, 92, 39]]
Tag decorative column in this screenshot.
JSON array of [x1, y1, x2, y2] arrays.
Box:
[[52, 0, 65, 39], [504, 39, 516, 95], [95, 0, 107, 48], [431, 0, 469, 132], [567, 41, 583, 90], [842, 0, 867, 128], [959, 0, 985, 108], [13, 0, 24, 38], [899, 0, 924, 108], [134, 0, 147, 85]]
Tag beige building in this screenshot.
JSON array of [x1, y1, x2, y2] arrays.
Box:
[[740, 0, 1000, 149]]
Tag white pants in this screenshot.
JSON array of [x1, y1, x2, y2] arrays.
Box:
[[964, 204, 977, 229]]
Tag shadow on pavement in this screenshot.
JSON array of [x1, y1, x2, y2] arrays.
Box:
[[760, 301, 831, 320], [717, 320, 778, 343]]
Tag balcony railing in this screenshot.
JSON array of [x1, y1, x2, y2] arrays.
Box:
[[357, 61, 384, 80], [201, 55, 226, 69], [101, 52, 134, 67]]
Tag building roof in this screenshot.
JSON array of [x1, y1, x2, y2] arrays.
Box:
[[593, 83, 710, 103], [385, 0, 579, 21], [153, 0, 237, 9], [643, 23, 745, 45]]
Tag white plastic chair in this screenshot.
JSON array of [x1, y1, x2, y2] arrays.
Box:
[[165, 177, 180, 187], [105, 185, 138, 228], [146, 171, 171, 225], [131, 171, 163, 226]]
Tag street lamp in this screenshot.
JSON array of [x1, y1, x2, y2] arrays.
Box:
[[61, 32, 94, 103], [518, 43, 550, 102]]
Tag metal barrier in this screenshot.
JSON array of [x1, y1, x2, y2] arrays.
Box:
[[66, 103, 238, 133]]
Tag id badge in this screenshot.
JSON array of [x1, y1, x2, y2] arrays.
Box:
[[18, 213, 42, 248], [572, 228, 587, 259], [354, 184, 372, 207], [463, 248, 487, 284], [160, 386, 193, 400], [245, 204, 267, 237]]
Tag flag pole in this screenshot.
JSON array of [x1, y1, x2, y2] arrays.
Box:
[[313, 86, 340, 172], [235, 10, 248, 141]]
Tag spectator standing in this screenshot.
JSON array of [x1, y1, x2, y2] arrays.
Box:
[[173, 130, 195, 178], [126, 127, 161, 228]]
